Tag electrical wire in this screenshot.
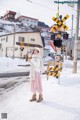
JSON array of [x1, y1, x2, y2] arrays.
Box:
[[26, 0, 56, 11]]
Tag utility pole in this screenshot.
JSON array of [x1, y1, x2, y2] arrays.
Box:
[[71, 14, 74, 40], [13, 25, 15, 59], [58, 0, 59, 17], [70, 14, 74, 58], [73, 0, 80, 73]]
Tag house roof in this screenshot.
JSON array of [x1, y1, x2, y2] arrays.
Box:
[[16, 42, 42, 48], [3, 11, 16, 17], [18, 15, 38, 21], [0, 31, 40, 37]]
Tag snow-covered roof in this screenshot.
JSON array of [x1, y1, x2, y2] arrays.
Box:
[[0, 31, 40, 37], [0, 19, 20, 25], [18, 15, 38, 21], [3, 10, 16, 17]]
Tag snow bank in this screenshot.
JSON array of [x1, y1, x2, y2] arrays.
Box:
[[0, 57, 30, 73]]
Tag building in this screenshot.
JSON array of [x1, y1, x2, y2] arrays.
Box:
[[2, 10, 16, 21], [17, 16, 38, 27], [38, 21, 49, 32], [0, 32, 43, 58], [64, 37, 80, 60], [0, 10, 49, 32]]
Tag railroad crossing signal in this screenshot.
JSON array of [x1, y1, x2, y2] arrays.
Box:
[[20, 42, 25, 51], [51, 15, 69, 32], [20, 47, 24, 51], [46, 61, 62, 79], [20, 42, 24, 58]]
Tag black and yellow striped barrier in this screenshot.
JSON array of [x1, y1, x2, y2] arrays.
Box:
[[51, 15, 69, 32], [46, 61, 62, 80]]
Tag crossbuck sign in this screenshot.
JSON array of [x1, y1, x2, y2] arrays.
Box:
[[51, 15, 69, 32]]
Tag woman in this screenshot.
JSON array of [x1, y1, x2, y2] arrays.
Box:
[[29, 47, 43, 102]]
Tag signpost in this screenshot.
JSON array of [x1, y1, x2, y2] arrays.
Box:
[[20, 42, 24, 59]]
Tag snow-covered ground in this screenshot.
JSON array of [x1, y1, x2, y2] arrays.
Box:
[[0, 59, 80, 120], [0, 57, 30, 73]]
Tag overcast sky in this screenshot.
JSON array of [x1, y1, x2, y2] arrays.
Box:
[[0, 0, 79, 35]]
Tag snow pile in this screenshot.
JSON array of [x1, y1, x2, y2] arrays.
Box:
[[0, 19, 15, 25], [0, 19, 28, 36], [43, 56, 53, 62], [0, 57, 30, 73]]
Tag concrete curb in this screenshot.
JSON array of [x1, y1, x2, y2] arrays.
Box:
[[0, 72, 30, 78]]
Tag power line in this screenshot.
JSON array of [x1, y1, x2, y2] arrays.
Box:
[[26, 0, 56, 11]]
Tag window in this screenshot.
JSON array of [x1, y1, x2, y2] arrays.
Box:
[[15, 47, 18, 51], [6, 36, 8, 42], [9, 14, 14, 18], [1, 38, 5, 41], [0, 44, 2, 49], [31, 38, 35, 41], [22, 18, 25, 21], [18, 37, 25, 42], [8, 14, 10, 17], [34, 21, 36, 23]]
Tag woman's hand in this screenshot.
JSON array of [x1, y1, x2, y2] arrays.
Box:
[[25, 53, 32, 61]]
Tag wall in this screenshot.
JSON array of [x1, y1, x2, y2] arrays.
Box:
[[15, 32, 43, 57], [19, 17, 38, 27], [0, 32, 43, 58]]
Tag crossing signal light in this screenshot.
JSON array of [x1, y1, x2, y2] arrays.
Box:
[[61, 45, 66, 53], [53, 39, 62, 47], [51, 34, 55, 40], [63, 46, 66, 52], [20, 47, 24, 51], [61, 46, 63, 54], [63, 33, 69, 40]]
